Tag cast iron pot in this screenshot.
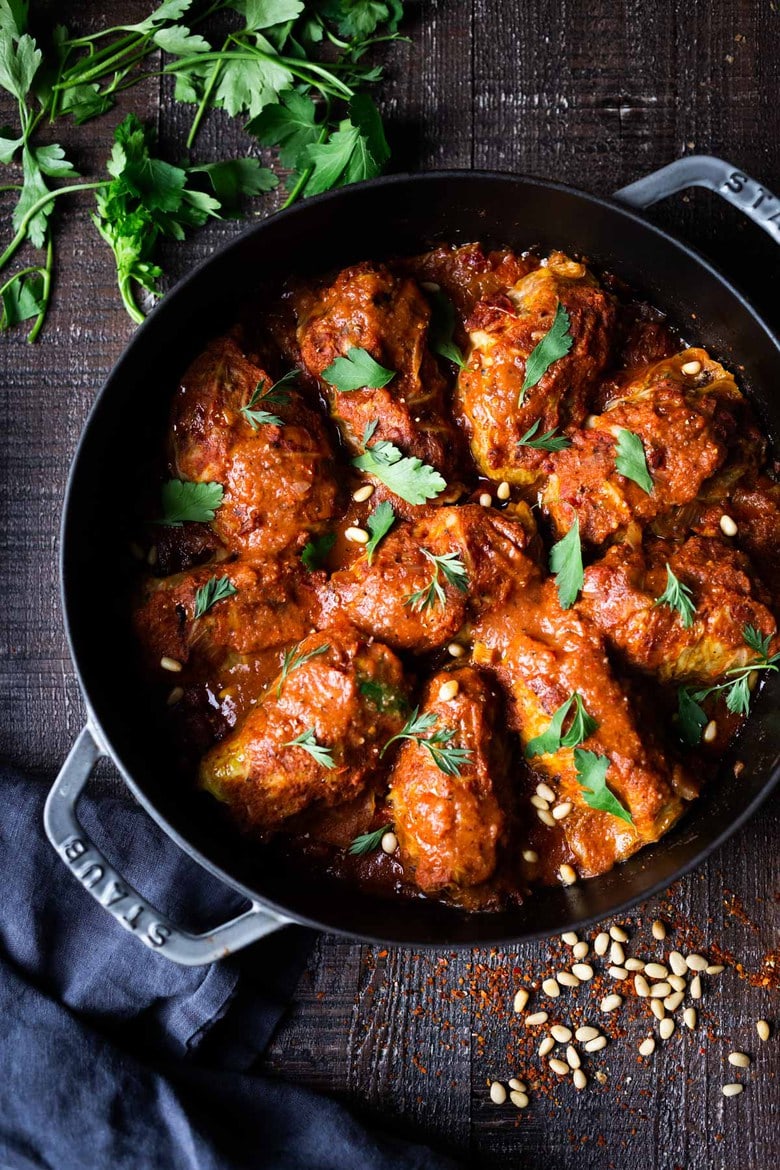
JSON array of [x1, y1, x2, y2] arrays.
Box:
[[44, 155, 780, 965]]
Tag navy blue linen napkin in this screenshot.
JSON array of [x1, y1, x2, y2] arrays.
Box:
[[0, 765, 462, 1170]]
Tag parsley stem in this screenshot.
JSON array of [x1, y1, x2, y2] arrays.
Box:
[[26, 233, 53, 344], [0, 181, 110, 273], [186, 35, 231, 150], [54, 37, 149, 89], [281, 115, 331, 209]]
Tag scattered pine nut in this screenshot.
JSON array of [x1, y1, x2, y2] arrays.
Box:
[[728, 1053, 750, 1068], [561, 931, 578, 946], [352, 483, 374, 502], [510, 1090, 529, 1109], [421, 280, 441, 292], [690, 975, 703, 1000], [644, 963, 668, 979], [572, 963, 594, 981], [573, 1068, 587, 1090], [650, 982, 672, 999], [610, 926, 629, 943], [756, 1020, 770, 1042], [543, 977, 561, 998], [572, 941, 589, 960], [719, 514, 738, 537], [526, 1011, 548, 1027], [659, 1018, 675, 1041], [559, 864, 577, 886], [681, 359, 702, 376], [722, 1083, 743, 1098], [625, 958, 645, 972], [639, 1037, 656, 1056], [651, 1001, 666, 1021], [478, 492, 492, 507], [438, 679, 460, 702], [380, 831, 398, 855], [496, 481, 511, 501], [575, 1026, 599, 1042], [345, 525, 370, 544], [551, 1024, 572, 1043], [585, 1035, 608, 1053], [703, 720, 718, 744], [447, 642, 465, 658], [549, 1057, 569, 1076], [566, 1045, 581, 1069], [668, 974, 687, 992], [706, 964, 725, 975], [669, 951, 688, 977], [594, 932, 609, 956], [684, 1007, 697, 1030], [635, 974, 650, 998], [601, 994, 622, 1013], [490, 1081, 507, 1105], [665, 991, 685, 1012], [557, 971, 580, 988], [513, 988, 529, 1013], [508, 1078, 526, 1092], [608, 966, 628, 981], [160, 656, 183, 672], [166, 686, 184, 705], [538, 1036, 555, 1057], [538, 809, 556, 827], [553, 802, 572, 820], [610, 941, 625, 965], [522, 850, 539, 864], [531, 795, 551, 811], [536, 782, 556, 802], [652, 919, 667, 941]]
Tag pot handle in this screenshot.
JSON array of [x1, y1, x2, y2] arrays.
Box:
[[614, 154, 780, 243], [43, 725, 290, 966]]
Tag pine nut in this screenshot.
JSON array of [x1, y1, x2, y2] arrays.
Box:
[[542, 978, 561, 998], [644, 963, 668, 979], [681, 359, 702, 376], [652, 919, 667, 941], [635, 974, 650, 998], [608, 966, 629, 981], [531, 794, 549, 810], [490, 1081, 507, 1104], [594, 932, 609, 956], [536, 782, 555, 802], [553, 802, 572, 820], [513, 989, 529, 1013], [438, 679, 460, 702], [573, 1068, 587, 1090], [687, 953, 707, 971], [381, 831, 398, 854], [625, 958, 645, 971], [572, 963, 594, 981], [345, 526, 370, 544], [526, 1011, 548, 1027], [601, 994, 622, 1012], [575, 1026, 599, 1042], [585, 1035, 607, 1053], [728, 1053, 750, 1068], [706, 964, 725, 975], [566, 1045, 581, 1069], [522, 850, 538, 863], [668, 975, 687, 992], [669, 951, 688, 977], [510, 1090, 529, 1109], [147, 545, 158, 566], [551, 1024, 572, 1043], [610, 926, 629, 942], [572, 941, 589, 960], [549, 1057, 569, 1076], [650, 982, 672, 999], [160, 656, 183, 672], [421, 281, 440, 292], [447, 642, 465, 658], [478, 492, 492, 507], [538, 809, 556, 827], [651, 1000, 666, 1021], [719, 514, 738, 537], [703, 720, 718, 743], [684, 1007, 697, 1030], [559, 864, 577, 885], [659, 1018, 675, 1040], [665, 991, 685, 1011], [610, 941, 625, 965], [352, 484, 374, 502], [639, 1037, 656, 1056], [557, 971, 580, 988], [166, 686, 184, 705], [756, 1020, 770, 1042], [538, 1036, 555, 1056], [722, 1083, 743, 1098], [508, 1078, 526, 1092], [561, 931, 578, 946], [497, 481, 511, 501]]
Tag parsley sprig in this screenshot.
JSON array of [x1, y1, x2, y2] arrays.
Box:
[[364, 500, 396, 564], [283, 726, 335, 769], [525, 692, 598, 758], [277, 639, 330, 697], [193, 574, 238, 617], [240, 369, 298, 428], [405, 550, 469, 612], [159, 479, 224, 525], [654, 563, 696, 629], [323, 346, 395, 391], [519, 301, 573, 406], [615, 428, 653, 494], [677, 625, 779, 743], [349, 823, 392, 855], [549, 517, 584, 610], [517, 419, 571, 451], [381, 707, 473, 777], [574, 749, 634, 825], [300, 531, 335, 571], [352, 422, 447, 505]]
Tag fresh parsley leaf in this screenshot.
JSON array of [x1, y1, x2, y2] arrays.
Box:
[[362, 418, 379, 446], [549, 517, 583, 610], [212, 42, 293, 119], [152, 24, 211, 56], [302, 96, 387, 196], [427, 289, 465, 368], [193, 575, 238, 618], [159, 479, 224, 526], [0, 267, 43, 332], [381, 706, 473, 777], [277, 640, 330, 697], [654, 563, 696, 629], [0, 30, 40, 101], [348, 823, 392, 855], [574, 749, 633, 825], [119, 0, 193, 35], [364, 500, 395, 564], [348, 90, 390, 167], [353, 438, 446, 505], [301, 531, 335, 571], [517, 418, 572, 451], [725, 674, 752, 716], [615, 428, 653, 494], [325, 0, 404, 39], [677, 687, 708, 747], [240, 369, 297, 427], [744, 624, 773, 658], [231, 0, 305, 31], [0, 0, 29, 40], [248, 89, 320, 168], [519, 301, 573, 404], [322, 345, 395, 391], [525, 692, 598, 757], [283, 726, 335, 769], [190, 158, 277, 212], [405, 549, 469, 612]]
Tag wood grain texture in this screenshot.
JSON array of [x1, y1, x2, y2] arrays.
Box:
[[1, 2, 779, 1167]]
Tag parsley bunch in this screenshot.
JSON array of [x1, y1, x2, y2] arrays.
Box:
[[0, 0, 405, 339]]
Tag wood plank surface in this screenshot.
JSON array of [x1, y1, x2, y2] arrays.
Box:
[[1, 3, 779, 1167]]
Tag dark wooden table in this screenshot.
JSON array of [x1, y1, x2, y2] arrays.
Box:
[[2, 3, 779, 1167]]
